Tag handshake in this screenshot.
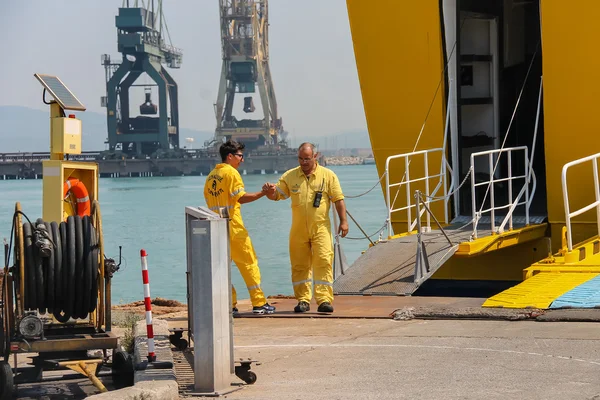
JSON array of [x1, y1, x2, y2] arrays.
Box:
[[261, 182, 277, 200]]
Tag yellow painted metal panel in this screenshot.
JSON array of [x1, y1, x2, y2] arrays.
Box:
[[346, 0, 447, 234], [42, 160, 99, 224], [482, 272, 598, 309], [541, 1, 600, 251], [433, 238, 548, 281], [527, 233, 600, 276], [51, 117, 82, 155], [525, 267, 600, 280], [455, 223, 548, 256]]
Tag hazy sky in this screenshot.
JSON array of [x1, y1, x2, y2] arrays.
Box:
[[0, 0, 368, 139]]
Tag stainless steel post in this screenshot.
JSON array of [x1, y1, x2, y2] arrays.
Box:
[[184, 206, 239, 395]]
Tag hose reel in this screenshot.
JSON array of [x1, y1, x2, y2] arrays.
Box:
[[20, 215, 100, 323]]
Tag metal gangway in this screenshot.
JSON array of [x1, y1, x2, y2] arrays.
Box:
[[334, 145, 540, 295]]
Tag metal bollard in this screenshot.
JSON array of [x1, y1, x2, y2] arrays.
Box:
[[185, 206, 242, 395]]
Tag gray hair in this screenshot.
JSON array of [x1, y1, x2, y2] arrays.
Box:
[[298, 142, 317, 154]]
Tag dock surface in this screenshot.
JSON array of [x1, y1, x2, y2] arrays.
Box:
[[166, 295, 600, 400]]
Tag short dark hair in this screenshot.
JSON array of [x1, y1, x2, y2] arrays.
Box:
[[219, 140, 245, 162]]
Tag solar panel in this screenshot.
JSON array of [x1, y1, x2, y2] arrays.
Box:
[[34, 73, 86, 111]]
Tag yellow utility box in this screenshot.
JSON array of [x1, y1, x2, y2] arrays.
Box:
[[33, 73, 96, 223], [51, 116, 82, 155], [42, 160, 98, 223]]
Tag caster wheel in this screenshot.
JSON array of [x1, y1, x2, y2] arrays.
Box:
[[169, 333, 182, 347], [176, 339, 188, 351], [243, 371, 257, 385]]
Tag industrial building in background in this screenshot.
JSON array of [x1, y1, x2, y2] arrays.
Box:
[[101, 0, 182, 157], [0, 0, 307, 179], [214, 0, 288, 150]]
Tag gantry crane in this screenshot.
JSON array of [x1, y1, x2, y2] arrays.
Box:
[[101, 0, 183, 156], [214, 0, 285, 150]]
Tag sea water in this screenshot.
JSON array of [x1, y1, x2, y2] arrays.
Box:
[[0, 165, 388, 303]]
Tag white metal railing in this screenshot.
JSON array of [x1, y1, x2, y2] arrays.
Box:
[[385, 148, 454, 235], [561, 152, 600, 251], [470, 146, 536, 239]]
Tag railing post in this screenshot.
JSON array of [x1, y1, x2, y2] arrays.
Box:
[[386, 159, 392, 236], [594, 157, 600, 239], [414, 190, 424, 283], [443, 156, 449, 224], [424, 151, 431, 230], [415, 190, 422, 234], [507, 150, 513, 231], [471, 153, 477, 239], [405, 156, 412, 232], [525, 149, 530, 226], [562, 165, 573, 252], [489, 152, 496, 233]]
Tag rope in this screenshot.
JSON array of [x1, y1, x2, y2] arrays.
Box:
[[388, 18, 467, 212], [344, 172, 387, 199], [340, 21, 472, 238], [411, 18, 465, 158], [475, 40, 541, 224]]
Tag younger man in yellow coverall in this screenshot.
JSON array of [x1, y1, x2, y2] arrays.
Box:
[[204, 140, 275, 315], [264, 143, 348, 313]]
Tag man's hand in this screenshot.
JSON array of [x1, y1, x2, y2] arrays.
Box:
[[334, 199, 349, 237], [262, 182, 277, 200], [338, 220, 349, 238]]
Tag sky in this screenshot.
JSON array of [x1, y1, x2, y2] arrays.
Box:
[[0, 0, 368, 140]]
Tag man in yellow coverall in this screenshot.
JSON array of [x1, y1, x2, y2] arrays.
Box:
[[264, 142, 348, 313], [204, 140, 275, 315]]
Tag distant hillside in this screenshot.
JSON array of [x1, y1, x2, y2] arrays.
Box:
[[0, 106, 371, 153], [291, 129, 371, 150], [0, 106, 213, 153]]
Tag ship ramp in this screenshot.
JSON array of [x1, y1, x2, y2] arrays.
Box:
[[484, 152, 600, 309], [484, 236, 600, 309], [334, 216, 547, 296]]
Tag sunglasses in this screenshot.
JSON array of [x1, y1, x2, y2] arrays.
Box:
[[232, 153, 244, 159]]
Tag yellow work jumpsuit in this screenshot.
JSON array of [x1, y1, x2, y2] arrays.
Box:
[[204, 163, 267, 308], [272, 164, 344, 305]]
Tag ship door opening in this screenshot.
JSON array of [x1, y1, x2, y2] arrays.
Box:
[[450, 0, 545, 221]]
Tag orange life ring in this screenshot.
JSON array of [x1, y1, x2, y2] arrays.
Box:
[[63, 178, 91, 217]]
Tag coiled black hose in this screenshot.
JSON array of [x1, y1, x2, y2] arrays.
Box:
[[22, 215, 99, 322]]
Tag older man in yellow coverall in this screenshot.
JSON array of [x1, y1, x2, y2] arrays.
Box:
[[264, 142, 348, 313], [204, 140, 275, 315]]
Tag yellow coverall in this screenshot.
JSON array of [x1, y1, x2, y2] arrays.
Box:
[[204, 163, 267, 308], [272, 164, 344, 305]]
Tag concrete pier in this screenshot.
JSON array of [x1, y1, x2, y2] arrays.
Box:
[[0, 153, 302, 179]]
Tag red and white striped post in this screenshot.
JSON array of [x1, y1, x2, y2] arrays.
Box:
[[140, 249, 156, 362]]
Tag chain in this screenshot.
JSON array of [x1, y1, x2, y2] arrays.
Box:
[[344, 172, 387, 199], [340, 221, 388, 241], [421, 167, 473, 201]]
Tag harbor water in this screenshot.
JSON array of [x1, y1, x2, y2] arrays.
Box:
[[0, 165, 388, 304]]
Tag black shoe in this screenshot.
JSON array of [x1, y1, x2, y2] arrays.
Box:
[[317, 302, 334, 313], [294, 301, 310, 313]]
